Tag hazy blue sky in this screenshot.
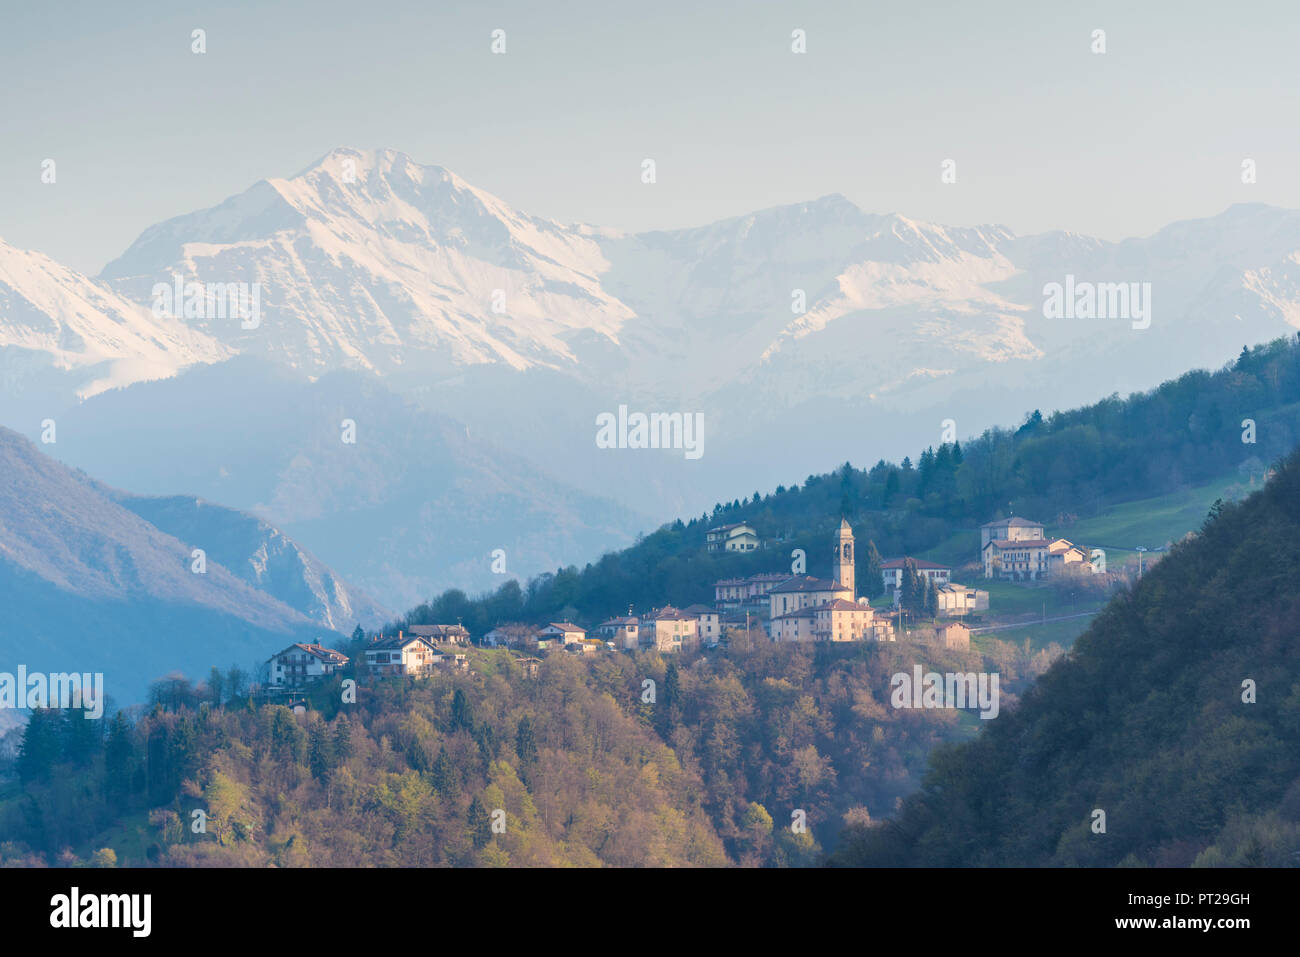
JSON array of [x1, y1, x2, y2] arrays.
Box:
[[4, 0, 1299, 274]]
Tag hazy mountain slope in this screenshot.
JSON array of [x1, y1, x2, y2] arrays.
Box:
[[833, 449, 1300, 867], [597, 199, 1299, 502], [37, 358, 649, 611], [0, 427, 332, 703], [111, 493, 389, 631]]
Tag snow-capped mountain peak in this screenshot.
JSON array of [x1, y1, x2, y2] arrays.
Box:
[[9, 148, 1300, 491], [99, 146, 636, 378], [0, 237, 229, 400]]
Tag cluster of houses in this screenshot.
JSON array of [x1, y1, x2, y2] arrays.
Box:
[[266, 624, 479, 689], [483, 519, 898, 652], [487, 605, 723, 655], [266, 513, 1093, 688], [876, 515, 1092, 604]]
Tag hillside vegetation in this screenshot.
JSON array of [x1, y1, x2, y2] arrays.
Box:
[[1, 628, 1060, 867], [832, 447, 1300, 866]]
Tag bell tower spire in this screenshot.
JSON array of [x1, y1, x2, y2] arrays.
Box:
[[835, 517, 855, 597]]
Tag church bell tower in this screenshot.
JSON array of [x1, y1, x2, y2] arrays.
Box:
[[835, 518, 855, 597]]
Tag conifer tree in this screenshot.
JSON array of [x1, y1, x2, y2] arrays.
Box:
[[864, 541, 885, 599], [467, 795, 492, 849], [104, 712, 136, 800], [664, 662, 680, 709], [451, 687, 474, 733], [309, 724, 335, 780], [332, 714, 354, 762], [515, 716, 538, 765], [17, 709, 61, 783]]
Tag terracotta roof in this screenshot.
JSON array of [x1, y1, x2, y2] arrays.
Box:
[[817, 599, 872, 612], [682, 604, 716, 616], [408, 624, 469, 638], [771, 606, 818, 620], [768, 575, 846, 594], [653, 605, 695, 620], [1048, 538, 1083, 551], [275, 642, 349, 664], [984, 538, 1050, 550], [715, 572, 794, 587], [880, 557, 951, 570], [543, 622, 585, 633], [367, 634, 434, 651], [708, 523, 754, 535]]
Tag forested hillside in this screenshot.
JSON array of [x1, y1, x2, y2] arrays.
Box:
[[404, 335, 1300, 635], [832, 447, 1300, 867], [0, 628, 1058, 866], [6, 341, 1298, 868]]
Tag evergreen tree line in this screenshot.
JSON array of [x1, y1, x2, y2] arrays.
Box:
[[401, 335, 1300, 638], [832, 445, 1300, 866]]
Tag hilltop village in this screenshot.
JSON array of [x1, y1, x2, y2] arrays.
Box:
[[266, 514, 1099, 689]]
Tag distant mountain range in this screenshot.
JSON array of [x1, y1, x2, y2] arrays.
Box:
[[86, 147, 1300, 402], [0, 426, 385, 703], [6, 146, 1300, 605]]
